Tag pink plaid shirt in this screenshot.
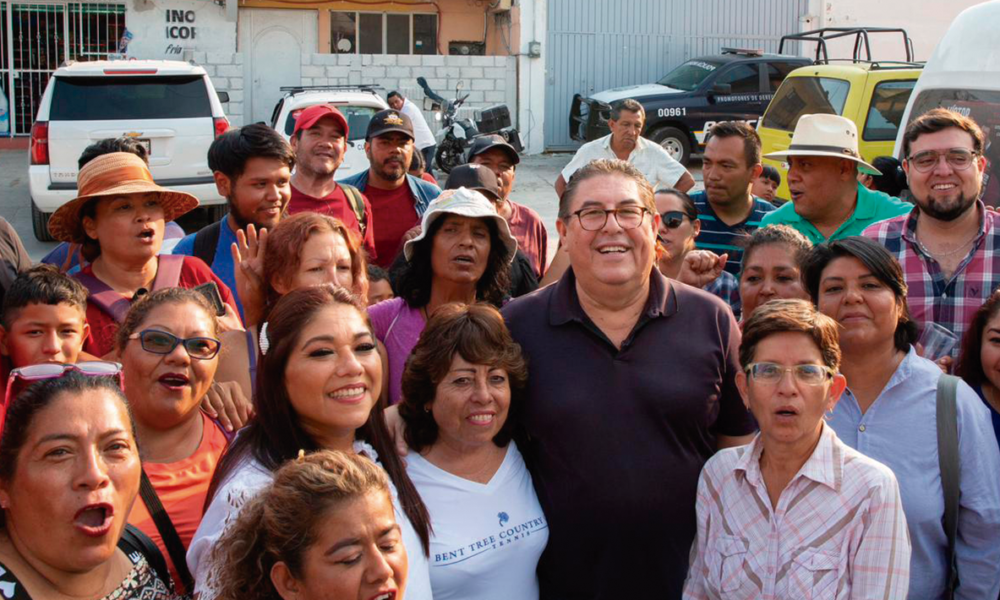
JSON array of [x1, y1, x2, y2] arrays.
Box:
[[683, 424, 911, 600], [863, 203, 1000, 349]]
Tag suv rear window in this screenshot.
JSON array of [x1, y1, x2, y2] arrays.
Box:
[[283, 104, 378, 142], [657, 60, 724, 92], [761, 77, 851, 132], [50, 75, 212, 121], [862, 80, 916, 141]]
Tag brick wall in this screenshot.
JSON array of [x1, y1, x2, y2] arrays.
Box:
[[192, 51, 246, 127]]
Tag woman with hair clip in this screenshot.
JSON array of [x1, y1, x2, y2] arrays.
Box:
[[187, 285, 432, 600], [209, 450, 408, 600]]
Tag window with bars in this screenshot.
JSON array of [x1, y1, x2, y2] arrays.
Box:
[[331, 11, 437, 55]]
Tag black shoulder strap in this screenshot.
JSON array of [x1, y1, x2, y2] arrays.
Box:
[[139, 469, 195, 592], [340, 184, 368, 235], [936, 374, 961, 599], [193, 219, 224, 267], [119, 523, 173, 590]]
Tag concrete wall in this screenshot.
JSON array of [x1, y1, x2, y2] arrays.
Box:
[[298, 53, 517, 134], [125, 0, 236, 60], [191, 51, 245, 126]]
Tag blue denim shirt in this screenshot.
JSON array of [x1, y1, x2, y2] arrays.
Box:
[[828, 347, 1000, 600], [338, 170, 440, 216]]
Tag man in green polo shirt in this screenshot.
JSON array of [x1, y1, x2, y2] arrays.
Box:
[[760, 114, 912, 243]]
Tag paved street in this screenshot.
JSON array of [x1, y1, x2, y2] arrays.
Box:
[[0, 148, 702, 264]]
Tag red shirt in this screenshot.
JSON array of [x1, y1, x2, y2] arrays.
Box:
[[80, 255, 239, 357], [420, 172, 438, 185], [365, 183, 420, 268], [507, 200, 549, 278], [287, 183, 378, 261]]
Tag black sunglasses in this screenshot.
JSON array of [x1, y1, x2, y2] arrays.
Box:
[[659, 211, 693, 229]]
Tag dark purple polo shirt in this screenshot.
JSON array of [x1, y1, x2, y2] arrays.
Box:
[[502, 267, 755, 599]]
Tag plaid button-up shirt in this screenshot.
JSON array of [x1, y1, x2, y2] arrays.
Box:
[[862, 202, 1000, 348]]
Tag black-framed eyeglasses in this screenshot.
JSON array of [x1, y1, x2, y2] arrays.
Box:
[[129, 329, 222, 360], [659, 210, 694, 230], [571, 206, 650, 231], [906, 148, 980, 173]]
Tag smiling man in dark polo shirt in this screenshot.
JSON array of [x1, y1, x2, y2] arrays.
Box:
[[502, 158, 756, 599]]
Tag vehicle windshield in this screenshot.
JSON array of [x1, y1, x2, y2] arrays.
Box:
[[50, 75, 212, 120], [284, 104, 379, 142], [761, 77, 851, 132], [657, 60, 724, 91]]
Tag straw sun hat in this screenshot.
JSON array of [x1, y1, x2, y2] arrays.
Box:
[[763, 114, 882, 176], [47, 152, 199, 243]]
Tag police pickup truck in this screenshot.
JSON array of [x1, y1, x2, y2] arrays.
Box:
[[569, 48, 810, 165]]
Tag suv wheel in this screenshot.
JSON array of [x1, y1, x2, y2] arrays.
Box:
[[31, 201, 55, 242], [651, 126, 692, 166]]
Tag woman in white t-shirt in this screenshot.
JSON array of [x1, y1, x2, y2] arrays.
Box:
[[186, 285, 433, 599], [399, 302, 548, 600]]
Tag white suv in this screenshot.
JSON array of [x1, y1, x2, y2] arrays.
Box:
[[270, 86, 389, 179], [28, 60, 230, 240]]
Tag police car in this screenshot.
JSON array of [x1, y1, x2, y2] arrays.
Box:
[[569, 48, 810, 165]]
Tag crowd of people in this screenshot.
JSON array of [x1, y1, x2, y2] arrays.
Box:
[[0, 94, 998, 600]]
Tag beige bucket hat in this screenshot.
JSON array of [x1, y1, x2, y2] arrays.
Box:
[[764, 114, 882, 176], [403, 187, 518, 263], [47, 152, 200, 243]]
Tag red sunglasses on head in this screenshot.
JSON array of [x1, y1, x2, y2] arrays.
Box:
[[1, 362, 124, 444]]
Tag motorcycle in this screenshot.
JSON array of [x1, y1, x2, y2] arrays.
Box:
[[416, 76, 523, 174]]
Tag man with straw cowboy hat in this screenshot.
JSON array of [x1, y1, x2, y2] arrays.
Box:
[[47, 151, 242, 357], [760, 113, 912, 243]]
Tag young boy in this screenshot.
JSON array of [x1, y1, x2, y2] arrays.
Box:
[[751, 164, 781, 204], [0, 265, 90, 369], [366, 264, 395, 306]]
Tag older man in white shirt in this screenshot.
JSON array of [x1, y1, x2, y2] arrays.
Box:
[[388, 90, 437, 176], [555, 98, 695, 197]]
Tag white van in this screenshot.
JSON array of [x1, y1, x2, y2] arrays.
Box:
[[28, 60, 230, 240], [895, 0, 1000, 207]]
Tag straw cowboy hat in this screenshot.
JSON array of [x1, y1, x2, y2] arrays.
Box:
[[47, 152, 200, 243], [764, 114, 882, 176]]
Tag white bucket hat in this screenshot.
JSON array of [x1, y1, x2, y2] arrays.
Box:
[[764, 114, 882, 176], [403, 187, 518, 263]]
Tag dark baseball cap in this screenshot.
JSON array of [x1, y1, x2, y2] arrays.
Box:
[[293, 105, 349, 138], [366, 109, 414, 141], [444, 164, 501, 202], [467, 134, 520, 165]]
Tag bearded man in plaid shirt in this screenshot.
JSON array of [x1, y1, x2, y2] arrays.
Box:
[[863, 108, 998, 355]]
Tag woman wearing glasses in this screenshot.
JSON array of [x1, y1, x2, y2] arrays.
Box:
[[369, 187, 516, 406], [115, 288, 227, 595], [684, 299, 911, 598], [805, 237, 1000, 599], [0, 367, 178, 598], [653, 188, 739, 313]]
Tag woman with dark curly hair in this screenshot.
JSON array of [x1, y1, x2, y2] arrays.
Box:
[[399, 302, 547, 600], [370, 187, 516, 405], [209, 450, 408, 600]]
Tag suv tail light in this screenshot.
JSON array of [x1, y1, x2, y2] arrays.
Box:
[[214, 116, 229, 138], [30, 121, 49, 165]]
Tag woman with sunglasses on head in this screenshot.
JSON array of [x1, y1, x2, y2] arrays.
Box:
[[654, 188, 740, 314], [0, 367, 178, 599], [188, 285, 432, 600], [115, 288, 228, 596], [804, 237, 1000, 599], [684, 299, 910, 598]]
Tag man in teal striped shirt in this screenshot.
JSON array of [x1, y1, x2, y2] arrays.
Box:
[[690, 122, 776, 275]]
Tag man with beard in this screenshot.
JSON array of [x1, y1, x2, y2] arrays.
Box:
[[555, 99, 694, 198], [761, 114, 912, 243], [690, 121, 775, 275], [286, 105, 377, 259], [340, 109, 441, 268], [173, 123, 294, 317], [864, 108, 996, 347]]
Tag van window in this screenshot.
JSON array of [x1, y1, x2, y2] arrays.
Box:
[[761, 77, 850, 132], [862, 80, 916, 141], [284, 105, 378, 142], [50, 76, 212, 120], [907, 89, 1000, 207]]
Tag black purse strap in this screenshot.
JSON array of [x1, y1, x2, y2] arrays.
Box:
[[936, 374, 961, 599], [139, 469, 195, 592]]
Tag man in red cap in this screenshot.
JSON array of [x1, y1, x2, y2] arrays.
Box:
[[287, 104, 377, 259]]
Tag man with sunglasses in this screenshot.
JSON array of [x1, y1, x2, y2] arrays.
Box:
[[864, 108, 997, 353]]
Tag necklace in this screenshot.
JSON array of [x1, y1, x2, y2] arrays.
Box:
[[914, 227, 978, 259]]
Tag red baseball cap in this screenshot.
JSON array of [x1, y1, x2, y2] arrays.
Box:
[[292, 104, 349, 138]]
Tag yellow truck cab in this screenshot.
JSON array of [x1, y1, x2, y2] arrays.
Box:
[[757, 28, 922, 203]]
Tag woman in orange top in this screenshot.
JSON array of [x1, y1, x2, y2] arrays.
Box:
[[116, 288, 228, 594]]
